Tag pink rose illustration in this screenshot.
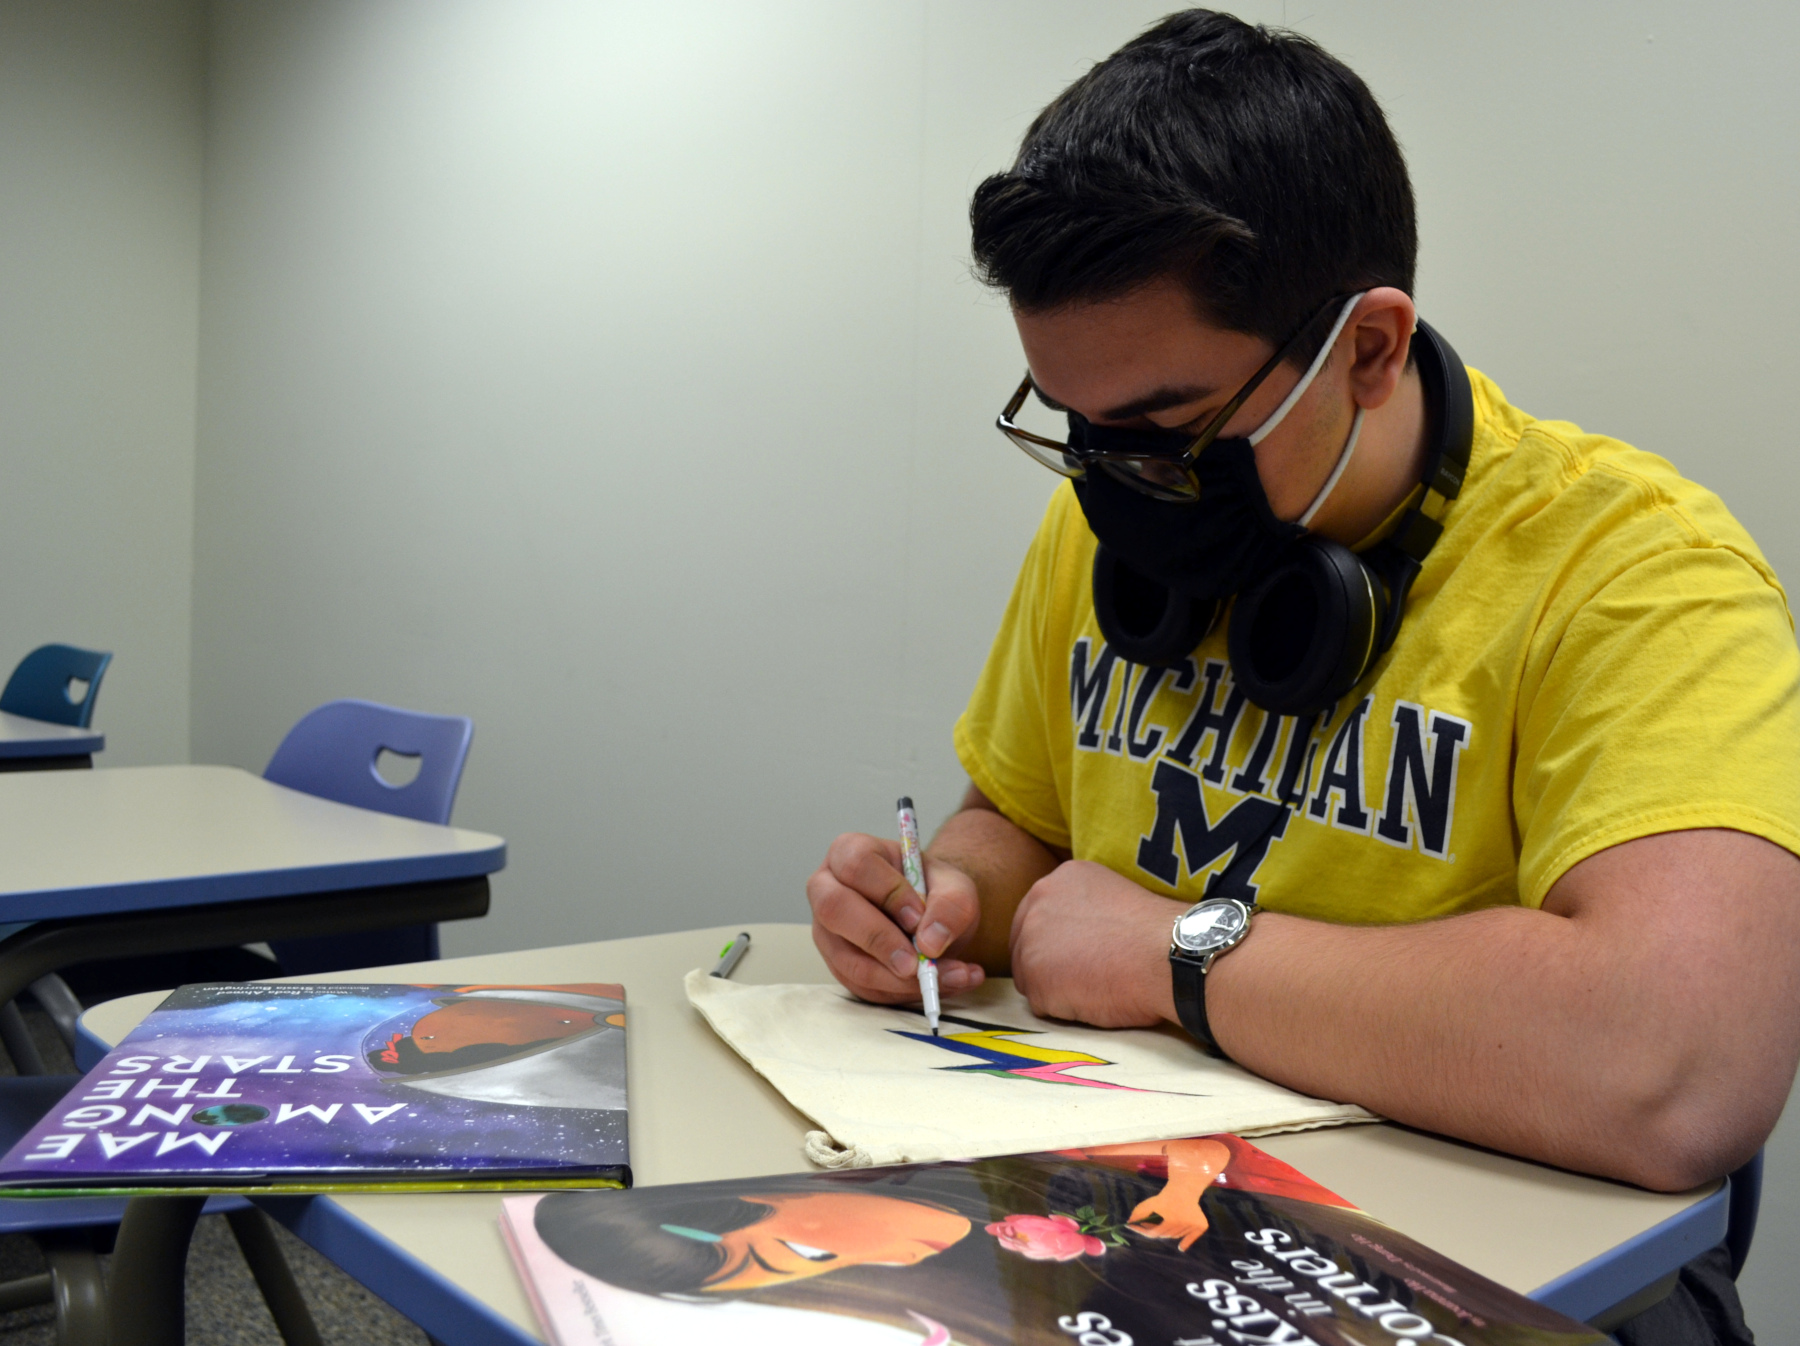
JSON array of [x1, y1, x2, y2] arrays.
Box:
[[984, 1213, 1106, 1261]]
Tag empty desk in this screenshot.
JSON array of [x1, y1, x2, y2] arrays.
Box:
[[0, 711, 103, 772], [0, 764, 504, 1009]]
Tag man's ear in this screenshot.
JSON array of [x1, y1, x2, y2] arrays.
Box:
[[1346, 288, 1417, 412]]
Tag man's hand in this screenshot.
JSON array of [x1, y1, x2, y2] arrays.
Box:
[[1009, 860, 1178, 1027], [808, 784, 1069, 999], [807, 832, 985, 1004]]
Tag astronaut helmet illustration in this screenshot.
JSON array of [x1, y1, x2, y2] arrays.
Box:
[[362, 984, 628, 1113]]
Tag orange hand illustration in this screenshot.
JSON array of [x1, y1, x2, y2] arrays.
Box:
[[1126, 1191, 1210, 1251]]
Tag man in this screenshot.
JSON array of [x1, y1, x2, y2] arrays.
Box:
[[808, 12, 1800, 1340]]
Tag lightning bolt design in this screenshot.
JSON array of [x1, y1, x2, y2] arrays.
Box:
[[889, 1020, 1202, 1096]]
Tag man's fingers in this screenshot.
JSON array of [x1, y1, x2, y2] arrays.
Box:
[[826, 834, 924, 930], [937, 960, 985, 993], [811, 924, 918, 1003], [883, 880, 924, 933], [812, 922, 983, 1004], [808, 868, 920, 981], [914, 859, 981, 958], [810, 834, 990, 1004]]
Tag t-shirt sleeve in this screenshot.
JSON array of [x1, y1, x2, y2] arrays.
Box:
[[1515, 542, 1800, 906], [953, 487, 1078, 850]]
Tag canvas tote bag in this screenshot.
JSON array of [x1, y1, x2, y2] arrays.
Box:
[[685, 972, 1374, 1168]]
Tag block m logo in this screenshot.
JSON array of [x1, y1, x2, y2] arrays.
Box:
[[1136, 760, 1290, 901]]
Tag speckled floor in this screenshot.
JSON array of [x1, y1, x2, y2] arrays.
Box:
[[0, 1215, 430, 1346]]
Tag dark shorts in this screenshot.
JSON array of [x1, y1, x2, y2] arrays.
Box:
[[1611, 1244, 1755, 1345]]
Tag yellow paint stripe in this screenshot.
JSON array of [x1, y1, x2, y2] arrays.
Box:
[[944, 1030, 1110, 1066]]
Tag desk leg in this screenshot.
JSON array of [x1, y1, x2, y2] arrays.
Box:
[[225, 1206, 324, 1346], [107, 1195, 205, 1346]]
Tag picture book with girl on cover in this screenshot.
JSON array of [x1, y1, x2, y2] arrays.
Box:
[[0, 981, 630, 1194], [501, 1134, 1609, 1346]]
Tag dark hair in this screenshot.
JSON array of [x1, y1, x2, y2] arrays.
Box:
[[537, 1189, 774, 1295], [970, 9, 1416, 362]]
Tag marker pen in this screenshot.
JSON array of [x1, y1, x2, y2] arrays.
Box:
[[710, 931, 751, 979], [897, 796, 940, 1036]]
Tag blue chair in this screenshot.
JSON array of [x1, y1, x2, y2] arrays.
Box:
[[264, 699, 474, 975], [0, 643, 114, 1063], [0, 645, 111, 728]]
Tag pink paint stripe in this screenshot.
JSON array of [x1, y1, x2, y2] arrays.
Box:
[[1010, 1061, 1146, 1092]]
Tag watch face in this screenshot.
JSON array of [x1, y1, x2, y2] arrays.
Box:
[[1173, 900, 1248, 954]]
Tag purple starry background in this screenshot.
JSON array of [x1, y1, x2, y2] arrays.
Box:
[[0, 983, 627, 1183]]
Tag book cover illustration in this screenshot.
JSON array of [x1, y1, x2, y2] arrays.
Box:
[[501, 1135, 1608, 1346], [0, 982, 630, 1193]]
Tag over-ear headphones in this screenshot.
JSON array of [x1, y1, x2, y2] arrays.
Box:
[[1091, 319, 1472, 717]]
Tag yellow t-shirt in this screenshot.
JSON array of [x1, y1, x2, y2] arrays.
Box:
[[954, 369, 1800, 921]]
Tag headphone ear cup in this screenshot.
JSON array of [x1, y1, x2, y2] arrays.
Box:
[[1228, 538, 1386, 716], [1091, 546, 1220, 668]]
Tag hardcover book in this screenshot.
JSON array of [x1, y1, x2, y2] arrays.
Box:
[[500, 1134, 1609, 1345], [0, 982, 631, 1194]]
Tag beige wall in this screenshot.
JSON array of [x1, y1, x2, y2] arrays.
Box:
[[0, 0, 202, 764], [189, 0, 1800, 941]]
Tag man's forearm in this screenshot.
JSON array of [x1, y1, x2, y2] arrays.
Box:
[[1209, 907, 1638, 1178], [927, 789, 1063, 974], [1207, 855, 1800, 1192]]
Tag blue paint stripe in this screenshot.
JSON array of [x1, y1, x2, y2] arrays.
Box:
[[890, 1029, 1042, 1069]]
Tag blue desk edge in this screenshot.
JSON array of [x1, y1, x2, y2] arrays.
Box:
[[0, 840, 505, 922], [1531, 1180, 1729, 1324], [0, 733, 102, 758]]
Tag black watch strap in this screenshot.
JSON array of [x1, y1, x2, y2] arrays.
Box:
[[1169, 950, 1224, 1058]]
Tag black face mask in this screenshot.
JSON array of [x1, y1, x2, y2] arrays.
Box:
[[1067, 319, 1473, 713], [1067, 419, 1304, 601]]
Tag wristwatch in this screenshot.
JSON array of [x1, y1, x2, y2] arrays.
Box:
[[1168, 896, 1256, 1058]]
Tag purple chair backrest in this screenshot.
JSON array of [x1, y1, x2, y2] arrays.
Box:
[[263, 699, 472, 825]]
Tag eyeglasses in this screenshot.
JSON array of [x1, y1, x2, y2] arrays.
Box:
[[995, 295, 1345, 503]]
